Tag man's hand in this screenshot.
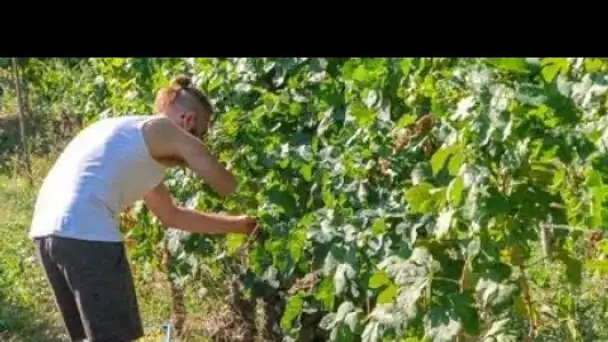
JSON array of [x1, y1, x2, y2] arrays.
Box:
[[235, 216, 263, 261], [237, 215, 258, 236]]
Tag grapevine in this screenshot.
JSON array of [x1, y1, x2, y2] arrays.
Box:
[[8, 57, 608, 341]]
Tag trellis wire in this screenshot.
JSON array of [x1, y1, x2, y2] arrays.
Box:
[[541, 223, 605, 235]]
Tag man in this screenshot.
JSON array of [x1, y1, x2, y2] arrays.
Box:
[[28, 75, 257, 342]]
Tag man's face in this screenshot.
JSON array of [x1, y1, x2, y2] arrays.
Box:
[[181, 110, 211, 140]]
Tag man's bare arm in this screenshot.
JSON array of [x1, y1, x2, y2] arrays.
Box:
[[143, 117, 237, 197], [143, 183, 255, 235]]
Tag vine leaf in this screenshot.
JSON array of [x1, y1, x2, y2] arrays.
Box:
[[554, 251, 583, 286], [487, 58, 531, 74], [315, 276, 336, 311], [369, 269, 390, 289], [541, 58, 569, 83], [281, 293, 305, 331], [424, 306, 461, 342], [431, 145, 458, 176], [377, 284, 398, 304]]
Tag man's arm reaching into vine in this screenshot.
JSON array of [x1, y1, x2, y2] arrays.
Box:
[[143, 182, 256, 235]]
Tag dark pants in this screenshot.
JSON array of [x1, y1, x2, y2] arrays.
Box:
[[34, 235, 144, 342]]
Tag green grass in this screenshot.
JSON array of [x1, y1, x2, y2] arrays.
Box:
[[0, 173, 66, 341], [0, 158, 224, 341]]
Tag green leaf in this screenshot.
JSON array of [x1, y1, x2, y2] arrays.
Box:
[[226, 234, 246, 255], [289, 229, 307, 262], [431, 96, 445, 117], [541, 64, 561, 84], [371, 218, 387, 236], [289, 102, 303, 115], [586, 259, 608, 274], [111, 58, 126, 67], [431, 145, 457, 176], [400, 58, 413, 77], [448, 151, 464, 176], [447, 176, 464, 206], [584, 58, 604, 72], [590, 186, 606, 228], [451, 292, 481, 335], [483, 317, 512, 339], [377, 283, 398, 304], [361, 321, 380, 342], [405, 182, 436, 214], [300, 164, 313, 181], [322, 184, 336, 207], [281, 293, 304, 331], [335, 263, 354, 295], [351, 104, 376, 128], [260, 266, 281, 289], [319, 312, 337, 331], [425, 307, 461, 342], [343, 312, 360, 335], [265, 186, 297, 216], [357, 182, 368, 204], [396, 114, 416, 129], [335, 301, 356, 321], [365, 89, 379, 108], [567, 318, 583, 341], [352, 65, 368, 82], [556, 253, 583, 286], [475, 277, 518, 308], [435, 209, 455, 238], [467, 240, 481, 259], [586, 168, 604, 187], [369, 269, 390, 289], [487, 262, 513, 283], [392, 276, 427, 319], [315, 276, 336, 311], [487, 58, 531, 73], [541, 58, 569, 83], [328, 301, 361, 339]]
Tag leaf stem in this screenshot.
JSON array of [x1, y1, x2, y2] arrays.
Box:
[[456, 254, 475, 342], [518, 263, 538, 340]]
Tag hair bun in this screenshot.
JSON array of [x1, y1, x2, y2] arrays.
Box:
[[172, 74, 193, 89]]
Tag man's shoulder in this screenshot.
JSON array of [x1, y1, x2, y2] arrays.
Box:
[[93, 114, 165, 135], [139, 116, 183, 159], [140, 115, 182, 138], [69, 114, 158, 147]]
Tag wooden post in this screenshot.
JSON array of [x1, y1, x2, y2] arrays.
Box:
[[21, 68, 31, 120], [12, 57, 32, 185]]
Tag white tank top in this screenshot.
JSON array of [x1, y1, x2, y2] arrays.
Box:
[[28, 115, 167, 242]]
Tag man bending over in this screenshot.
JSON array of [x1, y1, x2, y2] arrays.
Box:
[[28, 75, 257, 342]]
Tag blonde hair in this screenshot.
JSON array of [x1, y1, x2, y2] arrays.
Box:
[[154, 75, 213, 115]]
